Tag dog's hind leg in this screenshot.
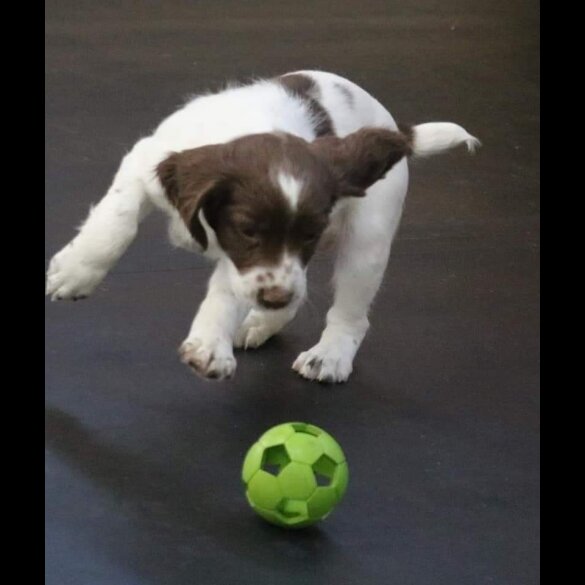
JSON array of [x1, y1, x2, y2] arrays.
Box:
[[46, 138, 156, 300]]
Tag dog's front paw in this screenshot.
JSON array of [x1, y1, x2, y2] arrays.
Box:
[[180, 338, 236, 381], [234, 314, 274, 350], [292, 341, 354, 383], [46, 245, 106, 301]]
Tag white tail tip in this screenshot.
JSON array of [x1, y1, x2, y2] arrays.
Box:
[[411, 122, 481, 157]]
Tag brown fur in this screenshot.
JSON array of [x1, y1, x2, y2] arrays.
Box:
[[277, 74, 335, 137], [311, 127, 412, 192], [258, 286, 293, 309], [157, 126, 412, 272]]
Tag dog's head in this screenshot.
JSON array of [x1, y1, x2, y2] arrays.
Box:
[[157, 129, 410, 309]]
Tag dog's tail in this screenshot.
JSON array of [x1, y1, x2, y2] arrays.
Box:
[[401, 122, 481, 158]]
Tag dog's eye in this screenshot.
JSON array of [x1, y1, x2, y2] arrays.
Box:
[[240, 226, 259, 240], [304, 232, 320, 244]]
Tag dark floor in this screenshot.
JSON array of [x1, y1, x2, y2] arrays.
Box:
[[45, 1, 540, 584]]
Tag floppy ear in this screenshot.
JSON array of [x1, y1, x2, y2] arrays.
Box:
[[310, 127, 412, 196], [157, 146, 231, 250]]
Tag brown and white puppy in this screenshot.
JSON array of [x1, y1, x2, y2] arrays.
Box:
[[157, 128, 412, 312], [46, 70, 479, 382]]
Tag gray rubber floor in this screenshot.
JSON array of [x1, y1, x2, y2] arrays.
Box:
[[45, 1, 540, 584]]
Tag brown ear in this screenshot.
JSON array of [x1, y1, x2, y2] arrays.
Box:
[[156, 146, 230, 250], [310, 127, 412, 195], [157, 153, 180, 201]]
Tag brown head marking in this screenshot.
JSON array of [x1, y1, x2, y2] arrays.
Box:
[[157, 126, 412, 270]]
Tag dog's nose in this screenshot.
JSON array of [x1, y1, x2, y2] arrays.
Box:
[[257, 286, 293, 309]]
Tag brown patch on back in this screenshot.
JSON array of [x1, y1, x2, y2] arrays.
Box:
[[277, 74, 335, 137]]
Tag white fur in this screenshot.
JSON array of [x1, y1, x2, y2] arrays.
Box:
[[235, 303, 300, 350], [46, 70, 477, 383], [277, 171, 303, 210], [412, 122, 481, 157], [226, 253, 306, 308]]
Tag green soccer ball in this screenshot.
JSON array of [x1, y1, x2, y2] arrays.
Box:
[[241, 422, 349, 528]]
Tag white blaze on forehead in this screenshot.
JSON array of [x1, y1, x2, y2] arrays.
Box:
[[277, 171, 303, 210]]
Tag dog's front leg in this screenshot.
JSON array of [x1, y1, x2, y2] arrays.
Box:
[[293, 170, 407, 383], [234, 303, 301, 350], [180, 262, 248, 381]]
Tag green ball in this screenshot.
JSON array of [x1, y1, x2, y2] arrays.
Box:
[[242, 422, 349, 528]]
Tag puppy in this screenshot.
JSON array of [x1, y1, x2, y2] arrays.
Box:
[[46, 70, 479, 383]]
